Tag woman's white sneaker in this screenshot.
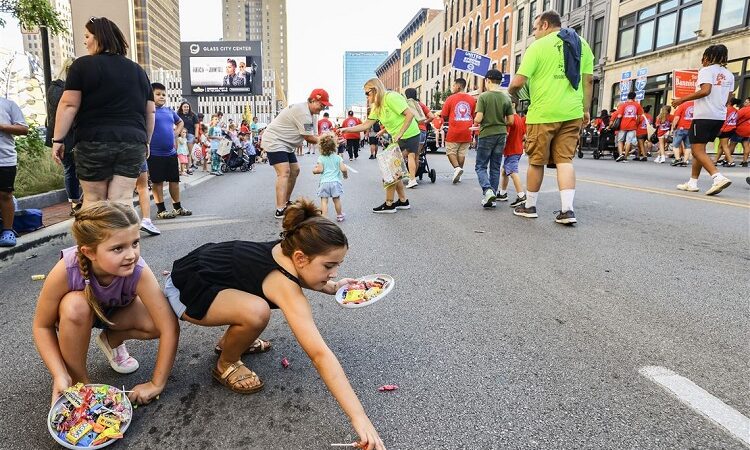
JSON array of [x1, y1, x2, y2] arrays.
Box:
[[96, 331, 140, 374]]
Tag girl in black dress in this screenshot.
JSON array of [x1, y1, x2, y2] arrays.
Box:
[[164, 199, 384, 450]]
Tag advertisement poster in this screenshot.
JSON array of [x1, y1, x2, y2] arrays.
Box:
[[180, 41, 263, 96]]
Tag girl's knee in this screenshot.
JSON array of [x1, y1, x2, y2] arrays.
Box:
[[238, 302, 271, 329], [59, 292, 94, 327]]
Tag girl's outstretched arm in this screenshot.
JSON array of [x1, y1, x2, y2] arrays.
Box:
[[32, 259, 75, 405], [131, 265, 179, 404], [271, 279, 385, 450]]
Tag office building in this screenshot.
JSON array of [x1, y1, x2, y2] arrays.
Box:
[[343, 51, 388, 112], [223, 0, 288, 102], [70, 0, 181, 73], [21, 0, 76, 77], [399, 8, 442, 100]]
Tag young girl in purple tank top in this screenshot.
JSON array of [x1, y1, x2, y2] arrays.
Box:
[[33, 202, 178, 406]]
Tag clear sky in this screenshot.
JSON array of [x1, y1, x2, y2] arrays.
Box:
[[180, 0, 444, 116]]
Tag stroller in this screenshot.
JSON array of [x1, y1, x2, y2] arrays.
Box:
[[416, 145, 437, 183], [220, 142, 251, 172], [592, 128, 618, 159]]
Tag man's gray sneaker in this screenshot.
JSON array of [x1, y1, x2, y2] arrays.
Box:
[[513, 205, 538, 218], [554, 210, 577, 225]]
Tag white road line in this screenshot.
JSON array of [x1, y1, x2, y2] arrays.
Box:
[[639, 366, 750, 447]]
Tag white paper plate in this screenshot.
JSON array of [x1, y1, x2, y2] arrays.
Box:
[[48, 384, 132, 449], [335, 274, 395, 308]]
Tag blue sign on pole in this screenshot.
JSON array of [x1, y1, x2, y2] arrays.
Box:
[[500, 73, 510, 88], [635, 77, 647, 92], [637, 67, 648, 77], [451, 49, 492, 78], [635, 91, 645, 101]]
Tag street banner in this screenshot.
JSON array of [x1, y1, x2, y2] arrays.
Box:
[[451, 49, 491, 78], [673, 69, 699, 98]]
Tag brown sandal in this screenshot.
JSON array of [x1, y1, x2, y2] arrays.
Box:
[[211, 361, 264, 394], [214, 338, 271, 355]]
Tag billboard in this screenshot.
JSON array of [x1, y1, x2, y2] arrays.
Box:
[[180, 41, 263, 96]]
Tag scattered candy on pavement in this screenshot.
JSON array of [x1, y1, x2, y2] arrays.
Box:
[[378, 384, 399, 391], [32, 274, 46, 280], [281, 357, 290, 369]]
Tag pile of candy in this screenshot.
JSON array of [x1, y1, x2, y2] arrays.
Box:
[[342, 278, 388, 305], [49, 383, 131, 447]]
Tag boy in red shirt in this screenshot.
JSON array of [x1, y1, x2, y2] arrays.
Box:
[[670, 100, 694, 166], [715, 98, 740, 166], [615, 92, 644, 162], [341, 111, 362, 161], [498, 104, 527, 208], [441, 78, 476, 183], [635, 113, 651, 161]]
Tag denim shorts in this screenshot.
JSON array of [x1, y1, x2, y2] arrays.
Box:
[[419, 130, 427, 145], [673, 129, 691, 149], [617, 130, 636, 144], [503, 154, 521, 175], [318, 181, 343, 198], [163, 275, 187, 319]]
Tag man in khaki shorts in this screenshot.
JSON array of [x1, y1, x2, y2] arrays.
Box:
[[441, 78, 476, 183], [508, 10, 593, 225]]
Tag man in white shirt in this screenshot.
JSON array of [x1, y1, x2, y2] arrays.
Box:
[[262, 88, 331, 218], [671, 45, 734, 196]]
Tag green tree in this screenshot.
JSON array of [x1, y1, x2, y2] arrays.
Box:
[[0, 0, 66, 34]]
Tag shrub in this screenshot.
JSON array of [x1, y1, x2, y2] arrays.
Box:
[[14, 124, 64, 197]]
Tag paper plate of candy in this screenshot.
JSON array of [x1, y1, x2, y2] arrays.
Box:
[[48, 383, 132, 449], [335, 274, 394, 308]]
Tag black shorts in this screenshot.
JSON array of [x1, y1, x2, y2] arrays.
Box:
[[398, 134, 420, 154], [718, 130, 735, 139], [0, 166, 16, 192], [689, 119, 724, 145], [267, 150, 298, 165], [74, 141, 146, 181], [147, 154, 180, 183], [368, 136, 379, 145]]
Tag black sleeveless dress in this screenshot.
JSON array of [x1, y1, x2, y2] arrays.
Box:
[[170, 240, 300, 320]]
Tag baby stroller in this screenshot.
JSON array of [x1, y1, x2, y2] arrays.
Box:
[[416, 146, 437, 183], [592, 128, 618, 160], [221, 142, 251, 172]]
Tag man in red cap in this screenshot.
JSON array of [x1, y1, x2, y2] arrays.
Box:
[[262, 88, 331, 218]]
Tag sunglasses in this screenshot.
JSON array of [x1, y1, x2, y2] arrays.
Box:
[[89, 16, 99, 23], [364, 89, 374, 96]]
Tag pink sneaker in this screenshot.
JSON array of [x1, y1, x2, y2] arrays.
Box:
[[96, 331, 140, 374]]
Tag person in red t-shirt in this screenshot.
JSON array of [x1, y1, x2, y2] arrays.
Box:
[[670, 100, 694, 166], [715, 98, 740, 166], [635, 112, 651, 161], [441, 78, 476, 183], [341, 111, 362, 161], [735, 97, 750, 166], [315, 112, 334, 155], [653, 105, 673, 163], [614, 92, 644, 162], [499, 106, 527, 207], [432, 116, 444, 148]]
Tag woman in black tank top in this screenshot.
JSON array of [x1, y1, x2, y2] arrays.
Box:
[[166, 199, 386, 450]]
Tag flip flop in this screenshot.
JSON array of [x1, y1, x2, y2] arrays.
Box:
[[211, 361, 264, 394], [214, 338, 271, 356]]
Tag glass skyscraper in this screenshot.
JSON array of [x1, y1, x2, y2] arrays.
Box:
[[343, 51, 388, 112]]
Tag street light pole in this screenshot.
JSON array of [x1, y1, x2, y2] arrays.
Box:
[[40, 27, 52, 93]]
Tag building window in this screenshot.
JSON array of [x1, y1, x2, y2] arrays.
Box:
[[493, 23, 499, 50], [414, 37, 423, 57], [468, 21, 473, 49], [495, 0, 499, 13], [516, 8, 524, 41], [402, 70, 410, 88], [503, 16, 509, 45], [412, 62, 422, 82], [438, 33, 441, 49], [501, 58, 507, 73], [514, 53, 522, 72], [592, 16, 604, 63], [484, 28, 489, 54], [529, 1, 536, 35], [403, 48, 411, 65], [715, 0, 750, 32], [476, 15, 481, 44], [559, 0, 566, 14], [448, 36, 453, 62], [617, 0, 702, 60], [463, 0, 467, 16], [572, 24, 582, 36]]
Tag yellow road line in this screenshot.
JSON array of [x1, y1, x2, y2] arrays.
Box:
[[573, 176, 750, 208]]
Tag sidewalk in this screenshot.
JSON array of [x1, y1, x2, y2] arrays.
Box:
[[0, 170, 215, 264]]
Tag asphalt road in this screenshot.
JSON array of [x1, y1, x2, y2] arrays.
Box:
[[1, 148, 748, 449]]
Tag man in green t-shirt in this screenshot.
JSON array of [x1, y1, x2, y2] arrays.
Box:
[[473, 69, 514, 208], [508, 10, 594, 225]]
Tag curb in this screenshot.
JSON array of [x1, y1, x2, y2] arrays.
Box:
[[0, 172, 216, 266], [17, 189, 68, 210]]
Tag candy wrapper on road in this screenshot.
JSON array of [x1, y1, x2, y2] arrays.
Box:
[[378, 384, 399, 391], [48, 383, 133, 449], [376, 144, 408, 188]]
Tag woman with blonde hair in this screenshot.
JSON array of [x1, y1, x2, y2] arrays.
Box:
[[340, 78, 419, 213], [46, 57, 81, 215]]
